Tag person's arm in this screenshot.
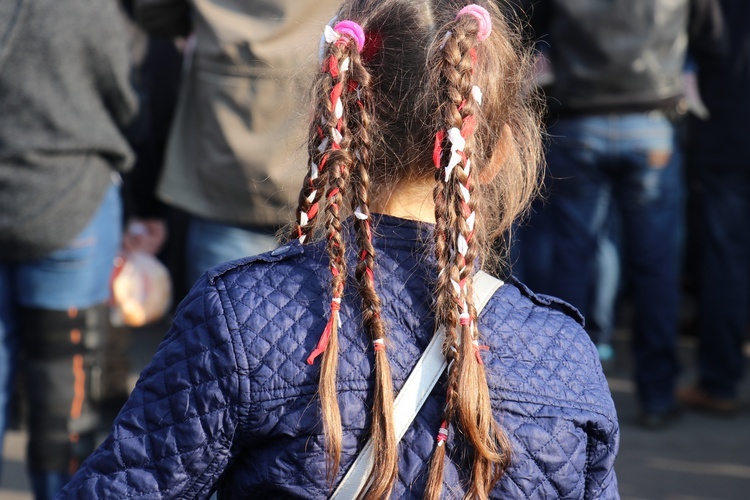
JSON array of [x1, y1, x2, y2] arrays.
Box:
[[59, 276, 245, 498], [688, 0, 729, 64], [135, 0, 192, 37], [583, 415, 620, 498]]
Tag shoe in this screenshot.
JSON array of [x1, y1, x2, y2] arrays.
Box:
[[676, 385, 739, 416], [636, 406, 681, 430], [596, 343, 614, 362], [596, 343, 615, 373]]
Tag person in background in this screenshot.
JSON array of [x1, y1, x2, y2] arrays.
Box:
[[510, 0, 724, 429], [0, 1, 136, 498], [508, 40, 622, 370], [134, 0, 343, 290], [679, 0, 745, 415], [90, 1, 184, 422], [120, 0, 182, 260], [59, 2, 618, 498]]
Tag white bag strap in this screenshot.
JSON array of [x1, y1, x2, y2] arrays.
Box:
[[331, 270, 503, 499]]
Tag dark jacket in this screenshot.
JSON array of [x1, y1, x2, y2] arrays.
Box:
[[515, 0, 724, 116], [59, 216, 619, 498], [688, 0, 749, 167], [0, 0, 136, 261]]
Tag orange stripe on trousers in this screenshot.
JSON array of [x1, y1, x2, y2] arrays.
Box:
[[71, 354, 85, 420]]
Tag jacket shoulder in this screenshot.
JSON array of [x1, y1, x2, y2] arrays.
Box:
[[482, 279, 613, 414], [206, 241, 307, 285], [508, 276, 585, 326]]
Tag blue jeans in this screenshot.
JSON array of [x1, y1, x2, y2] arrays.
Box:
[[515, 159, 622, 349], [588, 220, 621, 348], [0, 182, 121, 496], [545, 112, 682, 413], [185, 216, 278, 287], [695, 163, 749, 399], [512, 198, 555, 293]]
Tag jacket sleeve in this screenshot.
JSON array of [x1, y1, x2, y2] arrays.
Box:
[[135, 0, 192, 37], [688, 0, 729, 63], [584, 412, 620, 499], [58, 276, 246, 499]]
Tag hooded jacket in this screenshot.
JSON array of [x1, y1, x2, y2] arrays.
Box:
[[59, 216, 619, 498]]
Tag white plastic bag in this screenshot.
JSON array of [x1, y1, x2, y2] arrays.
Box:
[[111, 251, 172, 327]]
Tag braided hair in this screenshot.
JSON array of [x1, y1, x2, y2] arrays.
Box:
[[288, 2, 542, 498]]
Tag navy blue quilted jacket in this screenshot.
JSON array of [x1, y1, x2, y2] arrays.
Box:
[[59, 216, 619, 498]]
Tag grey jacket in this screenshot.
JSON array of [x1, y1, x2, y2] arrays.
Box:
[[136, 0, 342, 227], [0, 0, 136, 261]]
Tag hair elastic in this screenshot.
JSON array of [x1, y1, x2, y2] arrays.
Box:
[[456, 4, 492, 41], [472, 339, 489, 365], [373, 338, 386, 352], [333, 20, 366, 52], [436, 422, 449, 446]]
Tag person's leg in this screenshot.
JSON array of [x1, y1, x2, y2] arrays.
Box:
[[544, 116, 612, 324], [694, 163, 749, 401], [16, 183, 121, 500], [589, 220, 621, 362], [512, 198, 555, 292], [0, 265, 19, 482], [185, 216, 278, 287], [616, 112, 682, 420]]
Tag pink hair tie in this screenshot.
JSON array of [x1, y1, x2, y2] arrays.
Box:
[[457, 4, 492, 41], [334, 20, 366, 53]]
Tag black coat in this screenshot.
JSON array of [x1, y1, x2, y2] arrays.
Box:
[[510, 0, 725, 116]]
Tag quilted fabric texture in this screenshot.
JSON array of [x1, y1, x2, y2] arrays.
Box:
[[59, 215, 619, 499]]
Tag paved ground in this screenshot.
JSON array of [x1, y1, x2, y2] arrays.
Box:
[[607, 333, 750, 499], [2, 322, 749, 499]]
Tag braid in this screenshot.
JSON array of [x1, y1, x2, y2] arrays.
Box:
[[348, 51, 399, 498], [426, 30, 469, 499], [288, 3, 541, 497], [426, 7, 511, 499], [319, 158, 349, 481], [290, 46, 342, 244], [297, 22, 364, 481]]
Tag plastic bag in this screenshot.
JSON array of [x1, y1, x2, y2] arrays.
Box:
[[111, 251, 172, 327]]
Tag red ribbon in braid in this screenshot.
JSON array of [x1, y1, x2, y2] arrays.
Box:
[[307, 299, 342, 365], [306, 19, 366, 365]]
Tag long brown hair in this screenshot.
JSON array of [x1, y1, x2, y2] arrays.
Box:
[[288, 1, 542, 498]]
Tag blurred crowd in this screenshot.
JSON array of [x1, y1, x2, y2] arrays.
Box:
[[508, 0, 749, 428], [0, 0, 747, 498]]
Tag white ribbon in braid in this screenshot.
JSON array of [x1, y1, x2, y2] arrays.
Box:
[[443, 83, 484, 329], [440, 4, 492, 343], [297, 22, 363, 244], [304, 19, 368, 365]]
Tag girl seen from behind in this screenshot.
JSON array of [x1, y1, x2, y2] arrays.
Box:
[[59, 1, 619, 498]]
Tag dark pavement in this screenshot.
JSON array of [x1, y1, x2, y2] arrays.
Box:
[[606, 329, 750, 499], [2, 319, 749, 499]]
